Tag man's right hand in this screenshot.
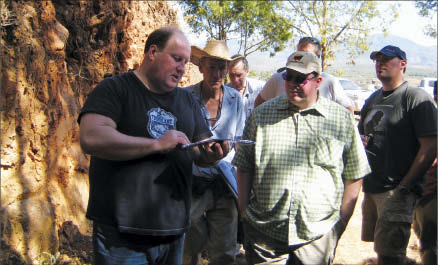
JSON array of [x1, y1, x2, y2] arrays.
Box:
[[79, 113, 190, 160], [156, 130, 190, 153]]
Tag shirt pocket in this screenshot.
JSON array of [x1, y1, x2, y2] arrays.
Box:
[[312, 137, 345, 169]]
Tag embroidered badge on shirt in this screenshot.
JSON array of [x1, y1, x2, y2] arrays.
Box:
[[147, 107, 177, 139]]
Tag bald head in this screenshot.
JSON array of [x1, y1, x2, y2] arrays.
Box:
[[144, 26, 186, 53], [139, 26, 190, 94]]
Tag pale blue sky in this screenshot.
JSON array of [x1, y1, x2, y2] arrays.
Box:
[[384, 1, 437, 46]]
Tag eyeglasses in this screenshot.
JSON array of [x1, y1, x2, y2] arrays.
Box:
[[282, 72, 318, 85]]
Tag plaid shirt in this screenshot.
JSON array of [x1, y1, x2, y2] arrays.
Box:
[[233, 95, 370, 245]]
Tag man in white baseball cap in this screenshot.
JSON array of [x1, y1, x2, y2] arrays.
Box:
[[233, 51, 370, 265], [254, 37, 354, 113]]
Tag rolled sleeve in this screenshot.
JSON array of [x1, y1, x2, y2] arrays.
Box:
[[343, 114, 371, 180]]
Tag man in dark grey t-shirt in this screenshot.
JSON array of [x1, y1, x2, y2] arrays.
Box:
[[358, 45, 437, 265]]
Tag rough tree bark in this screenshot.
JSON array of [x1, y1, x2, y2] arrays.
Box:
[[1, 1, 197, 264]]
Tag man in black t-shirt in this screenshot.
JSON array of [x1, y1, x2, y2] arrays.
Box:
[[359, 45, 437, 265], [78, 26, 229, 265]]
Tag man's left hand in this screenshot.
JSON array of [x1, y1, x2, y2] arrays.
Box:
[[197, 140, 230, 166]]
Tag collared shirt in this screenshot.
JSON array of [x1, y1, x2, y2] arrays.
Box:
[[233, 95, 370, 245], [184, 81, 245, 168], [227, 77, 265, 120]]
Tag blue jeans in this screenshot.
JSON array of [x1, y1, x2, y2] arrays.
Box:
[[93, 222, 185, 265]]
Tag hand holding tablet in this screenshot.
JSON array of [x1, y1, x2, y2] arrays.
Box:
[[180, 138, 255, 150]]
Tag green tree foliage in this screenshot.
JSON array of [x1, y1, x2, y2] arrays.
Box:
[[180, 0, 239, 40], [234, 1, 292, 56], [286, 0, 399, 71], [415, 0, 437, 38], [179, 0, 292, 56]]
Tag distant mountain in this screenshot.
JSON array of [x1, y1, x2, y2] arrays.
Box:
[[237, 40, 290, 72], [237, 34, 437, 73], [336, 34, 437, 68]]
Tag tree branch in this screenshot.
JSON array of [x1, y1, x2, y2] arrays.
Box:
[[245, 39, 266, 53], [312, 0, 321, 27], [289, 0, 315, 35], [290, 24, 308, 36], [331, 2, 365, 45]]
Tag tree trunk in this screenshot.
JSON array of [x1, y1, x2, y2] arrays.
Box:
[[0, 1, 197, 264]]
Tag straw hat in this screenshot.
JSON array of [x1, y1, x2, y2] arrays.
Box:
[[191, 39, 243, 66]]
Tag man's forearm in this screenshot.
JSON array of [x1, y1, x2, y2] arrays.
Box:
[[340, 178, 363, 226], [400, 136, 437, 189], [80, 113, 189, 161], [80, 119, 161, 161], [237, 168, 254, 215], [253, 93, 266, 108]]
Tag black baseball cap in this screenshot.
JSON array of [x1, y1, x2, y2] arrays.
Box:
[[370, 45, 407, 60]]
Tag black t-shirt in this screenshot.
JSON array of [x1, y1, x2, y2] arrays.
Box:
[[359, 82, 437, 194], [78, 71, 211, 235]]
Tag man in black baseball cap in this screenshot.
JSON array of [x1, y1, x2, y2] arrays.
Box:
[[370, 45, 407, 60], [370, 45, 407, 73], [359, 44, 437, 265]]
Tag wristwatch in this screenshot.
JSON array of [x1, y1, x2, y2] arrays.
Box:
[[398, 185, 411, 195]]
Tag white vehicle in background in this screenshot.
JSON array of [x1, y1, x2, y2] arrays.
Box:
[[338, 78, 375, 114], [418, 78, 436, 97]]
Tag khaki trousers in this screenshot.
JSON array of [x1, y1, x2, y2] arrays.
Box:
[[242, 219, 345, 265], [183, 188, 238, 265]]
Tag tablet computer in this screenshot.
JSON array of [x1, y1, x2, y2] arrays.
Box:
[[181, 138, 227, 149], [181, 138, 255, 149]]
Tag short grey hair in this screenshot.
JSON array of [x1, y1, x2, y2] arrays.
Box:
[[229, 54, 249, 71]]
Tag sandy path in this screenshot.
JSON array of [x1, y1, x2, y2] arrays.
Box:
[[333, 191, 421, 265]]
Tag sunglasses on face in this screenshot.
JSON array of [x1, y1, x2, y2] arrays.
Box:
[[282, 72, 317, 85], [373, 55, 398, 63]]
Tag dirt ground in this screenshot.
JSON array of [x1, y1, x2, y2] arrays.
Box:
[[333, 191, 421, 265], [233, 192, 421, 265]]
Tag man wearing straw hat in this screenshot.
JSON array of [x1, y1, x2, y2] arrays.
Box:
[[233, 51, 370, 264], [182, 39, 245, 265]]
